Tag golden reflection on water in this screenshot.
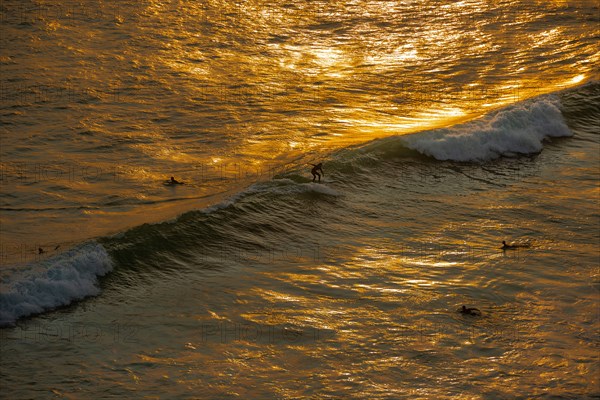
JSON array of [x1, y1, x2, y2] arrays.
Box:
[[152, 0, 597, 159], [1, 1, 598, 397], [143, 15, 596, 204], [1, 0, 597, 257]]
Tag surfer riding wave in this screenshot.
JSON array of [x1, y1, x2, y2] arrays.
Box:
[[310, 163, 324, 182]]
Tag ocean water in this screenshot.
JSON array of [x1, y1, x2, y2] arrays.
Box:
[[1, 0, 599, 398]]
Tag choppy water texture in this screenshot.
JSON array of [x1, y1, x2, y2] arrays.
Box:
[[1, 0, 599, 398]]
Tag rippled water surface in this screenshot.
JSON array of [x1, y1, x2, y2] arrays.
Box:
[[1, 0, 599, 398], [1, 0, 598, 249]]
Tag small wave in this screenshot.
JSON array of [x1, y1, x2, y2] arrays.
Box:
[[246, 178, 340, 197], [0, 242, 113, 327], [199, 178, 340, 209], [400, 95, 572, 162]]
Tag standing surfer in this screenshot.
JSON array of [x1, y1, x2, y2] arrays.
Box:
[[310, 163, 324, 182]]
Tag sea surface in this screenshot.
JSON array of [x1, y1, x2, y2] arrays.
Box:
[[1, 0, 599, 398]]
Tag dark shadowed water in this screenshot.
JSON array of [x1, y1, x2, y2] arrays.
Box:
[[1, 0, 599, 398]]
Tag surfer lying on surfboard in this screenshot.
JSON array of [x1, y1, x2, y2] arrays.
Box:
[[167, 176, 184, 185], [310, 163, 324, 182], [459, 305, 481, 316], [501, 240, 530, 250]]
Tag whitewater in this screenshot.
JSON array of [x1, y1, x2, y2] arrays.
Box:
[[1, 0, 599, 398]]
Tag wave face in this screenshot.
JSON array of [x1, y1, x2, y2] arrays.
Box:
[[399, 95, 572, 162], [0, 82, 596, 326], [2, 0, 597, 260], [0, 243, 113, 327]]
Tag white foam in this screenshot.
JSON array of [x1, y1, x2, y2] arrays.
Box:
[[300, 182, 340, 196], [0, 242, 113, 327], [401, 95, 572, 162]]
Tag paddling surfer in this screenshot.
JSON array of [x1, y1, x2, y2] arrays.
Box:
[[460, 305, 481, 316]]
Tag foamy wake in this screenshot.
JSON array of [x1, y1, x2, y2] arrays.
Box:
[[0, 242, 113, 327], [401, 95, 572, 162]]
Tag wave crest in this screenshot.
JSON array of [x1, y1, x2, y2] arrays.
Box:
[[400, 95, 572, 162], [0, 242, 113, 327]]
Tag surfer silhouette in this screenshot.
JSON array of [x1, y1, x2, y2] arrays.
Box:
[[460, 305, 481, 316], [501, 240, 530, 250], [169, 176, 183, 185], [310, 163, 324, 182]]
